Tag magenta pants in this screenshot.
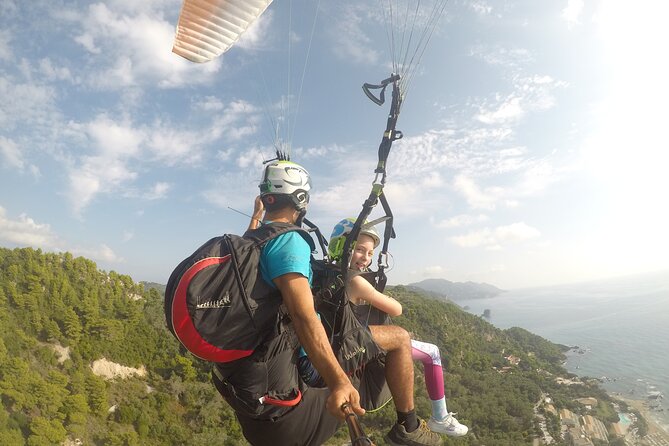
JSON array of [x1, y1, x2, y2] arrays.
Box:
[[410, 339, 445, 400]]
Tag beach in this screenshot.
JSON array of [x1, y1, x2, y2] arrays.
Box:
[[617, 397, 669, 446]]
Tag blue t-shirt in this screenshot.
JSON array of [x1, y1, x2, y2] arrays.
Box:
[[259, 231, 312, 287]]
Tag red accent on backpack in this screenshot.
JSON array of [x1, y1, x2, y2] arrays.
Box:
[[171, 255, 253, 362]]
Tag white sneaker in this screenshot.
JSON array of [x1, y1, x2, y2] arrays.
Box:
[[427, 413, 468, 437]]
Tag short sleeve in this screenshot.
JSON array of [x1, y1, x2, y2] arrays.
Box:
[[259, 231, 312, 287]]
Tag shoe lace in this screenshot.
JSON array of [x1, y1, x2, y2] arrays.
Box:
[[417, 420, 439, 437]]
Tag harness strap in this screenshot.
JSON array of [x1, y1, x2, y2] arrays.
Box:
[[342, 74, 402, 288], [362, 73, 400, 106]]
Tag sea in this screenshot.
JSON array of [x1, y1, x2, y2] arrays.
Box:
[[460, 271, 669, 432]]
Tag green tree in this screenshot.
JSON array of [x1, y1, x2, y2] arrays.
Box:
[[175, 355, 198, 381], [43, 318, 62, 341], [27, 416, 67, 446], [0, 429, 25, 446], [86, 374, 108, 416], [0, 337, 7, 363], [62, 393, 90, 425], [63, 308, 83, 343]]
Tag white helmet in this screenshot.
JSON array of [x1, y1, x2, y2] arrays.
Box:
[[328, 217, 381, 261], [259, 160, 311, 210]]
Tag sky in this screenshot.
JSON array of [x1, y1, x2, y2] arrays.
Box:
[[1, 0, 668, 290]]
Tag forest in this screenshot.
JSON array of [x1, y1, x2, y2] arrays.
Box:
[[0, 246, 625, 445]]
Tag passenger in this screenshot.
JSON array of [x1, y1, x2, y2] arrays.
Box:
[[328, 218, 469, 438]]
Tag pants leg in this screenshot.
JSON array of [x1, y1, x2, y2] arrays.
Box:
[[410, 339, 445, 400]]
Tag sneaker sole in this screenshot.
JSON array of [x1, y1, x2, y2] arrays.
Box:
[[426, 422, 468, 437]]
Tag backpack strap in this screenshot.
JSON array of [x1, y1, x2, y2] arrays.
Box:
[[243, 222, 316, 252]]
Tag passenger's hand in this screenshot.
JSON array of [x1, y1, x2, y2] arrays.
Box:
[[326, 381, 365, 420]]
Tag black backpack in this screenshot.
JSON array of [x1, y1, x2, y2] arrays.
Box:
[[165, 223, 315, 363]]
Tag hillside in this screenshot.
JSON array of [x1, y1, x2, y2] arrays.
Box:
[[0, 247, 633, 445], [408, 278, 504, 301], [140, 281, 166, 296]]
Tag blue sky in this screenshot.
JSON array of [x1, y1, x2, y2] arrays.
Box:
[[1, 0, 667, 289]]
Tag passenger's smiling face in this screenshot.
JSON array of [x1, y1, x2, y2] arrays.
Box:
[[350, 234, 375, 271]]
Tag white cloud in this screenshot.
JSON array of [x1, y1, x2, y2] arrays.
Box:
[[237, 146, 268, 169], [216, 149, 233, 161], [306, 152, 377, 221], [72, 243, 123, 263], [100, 0, 178, 16], [145, 125, 204, 166], [236, 9, 274, 50], [292, 145, 334, 159], [450, 228, 495, 249], [423, 265, 445, 276], [74, 32, 101, 54], [144, 182, 170, 200], [67, 2, 221, 89], [454, 175, 505, 210], [202, 168, 263, 212], [388, 130, 464, 178], [0, 136, 24, 170], [470, 1, 493, 16], [68, 156, 137, 214], [0, 29, 12, 61], [450, 222, 540, 249], [38, 58, 75, 82], [562, 0, 584, 29], [420, 171, 445, 188], [329, 7, 379, 65], [0, 206, 124, 263], [470, 45, 532, 69], [52, 93, 266, 214], [494, 222, 541, 243], [515, 160, 560, 197], [477, 96, 524, 124], [389, 126, 518, 181], [332, 120, 560, 219], [309, 184, 364, 221], [0, 206, 60, 249], [0, 76, 56, 132], [85, 115, 144, 157], [432, 214, 488, 229], [469, 46, 567, 137], [122, 230, 134, 242], [63, 112, 217, 212], [475, 76, 564, 126], [198, 96, 225, 112], [64, 115, 143, 212], [207, 100, 261, 143]]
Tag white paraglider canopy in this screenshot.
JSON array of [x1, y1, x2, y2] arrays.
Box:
[[172, 0, 274, 63]]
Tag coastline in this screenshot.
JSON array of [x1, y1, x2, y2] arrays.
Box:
[[617, 397, 669, 444]]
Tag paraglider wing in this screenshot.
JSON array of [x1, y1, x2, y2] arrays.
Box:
[[172, 0, 273, 63]]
